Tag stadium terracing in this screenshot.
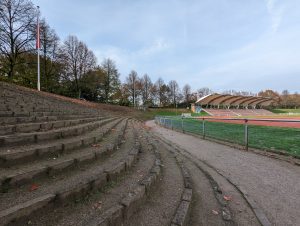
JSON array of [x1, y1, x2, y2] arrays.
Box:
[[192, 93, 276, 117]]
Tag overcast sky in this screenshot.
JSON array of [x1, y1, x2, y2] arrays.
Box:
[[32, 0, 300, 93]]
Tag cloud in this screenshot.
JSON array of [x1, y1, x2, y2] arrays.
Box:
[[137, 38, 170, 56], [94, 37, 170, 80], [186, 27, 300, 92], [31, 0, 300, 92], [265, 0, 284, 32]]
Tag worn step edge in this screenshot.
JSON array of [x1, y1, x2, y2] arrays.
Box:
[[0, 117, 114, 147], [0, 116, 105, 136], [171, 158, 193, 226], [0, 118, 120, 167], [0, 116, 58, 126], [0, 119, 128, 190], [0, 114, 97, 126], [0, 127, 138, 226], [88, 134, 162, 226], [0, 194, 55, 226]]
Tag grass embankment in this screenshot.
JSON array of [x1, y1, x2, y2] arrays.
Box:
[[140, 108, 208, 120], [161, 118, 300, 157], [271, 109, 300, 114]]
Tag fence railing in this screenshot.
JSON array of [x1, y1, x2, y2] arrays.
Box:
[[155, 116, 300, 157]]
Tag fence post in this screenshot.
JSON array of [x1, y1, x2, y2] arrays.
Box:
[[244, 119, 248, 150], [181, 117, 184, 133], [202, 118, 206, 139], [171, 118, 173, 130]]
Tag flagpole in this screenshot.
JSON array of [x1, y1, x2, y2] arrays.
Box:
[[37, 6, 40, 91]]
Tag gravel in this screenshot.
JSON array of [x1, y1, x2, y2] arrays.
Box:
[[147, 120, 300, 226]]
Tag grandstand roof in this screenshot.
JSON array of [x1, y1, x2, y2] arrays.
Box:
[[195, 93, 275, 107]]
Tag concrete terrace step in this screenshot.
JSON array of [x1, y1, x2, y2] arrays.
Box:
[[0, 118, 128, 191], [0, 119, 138, 226], [0, 84, 102, 117], [0, 117, 110, 147], [25, 120, 160, 226], [124, 131, 185, 226], [80, 123, 161, 226], [0, 96, 96, 114], [0, 118, 120, 167], [0, 114, 100, 126], [0, 116, 106, 135], [0, 110, 97, 118], [0, 116, 58, 126], [0, 102, 98, 115]]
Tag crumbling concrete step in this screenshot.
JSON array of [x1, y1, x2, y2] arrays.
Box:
[[0, 194, 55, 226], [125, 132, 185, 226], [0, 116, 105, 135], [9, 121, 151, 226], [0, 119, 128, 191], [0, 111, 97, 118], [0, 118, 110, 147], [0, 114, 96, 126], [0, 116, 58, 126], [0, 120, 138, 226], [75, 123, 162, 226], [0, 118, 120, 167]]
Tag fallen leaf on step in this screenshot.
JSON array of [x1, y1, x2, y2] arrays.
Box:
[[212, 210, 219, 215], [93, 201, 102, 210], [29, 184, 39, 192], [223, 195, 232, 201], [91, 144, 100, 147]]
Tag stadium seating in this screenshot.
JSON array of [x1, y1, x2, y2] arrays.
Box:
[[0, 82, 191, 226], [203, 108, 274, 117]]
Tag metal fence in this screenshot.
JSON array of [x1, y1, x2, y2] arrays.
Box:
[[155, 116, 300, 157]]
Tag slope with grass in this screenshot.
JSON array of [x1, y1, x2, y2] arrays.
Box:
[[271, 109, 300, 114]]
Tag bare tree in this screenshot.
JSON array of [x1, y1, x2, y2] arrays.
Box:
[[39, 19, 60, 91], [125, 70, 139, 106], [168, 80, 179, 107], [155, 77, 167, 107], [100, 58, 120, 103], [78, 42, 96, 78], [197, 87, 213, 98], [140, 73, 153, 105], [60, 35, 96, 97], [0, 0, 36, 78], [182, 84, 191, 106]]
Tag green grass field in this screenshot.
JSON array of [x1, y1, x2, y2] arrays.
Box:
[[158, 117, 300, 157], [142, 108, 208, 120], [272, 109, 300, 114]]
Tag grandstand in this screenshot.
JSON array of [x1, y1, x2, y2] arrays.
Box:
[[193, 93, 275, 117]]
